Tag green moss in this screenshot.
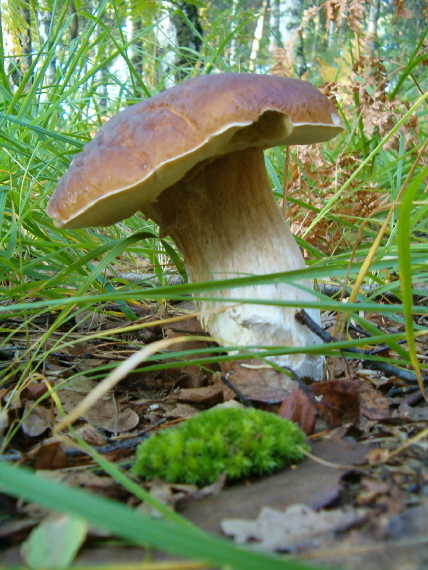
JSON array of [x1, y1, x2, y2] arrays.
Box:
[[132, 407, 309, 486]]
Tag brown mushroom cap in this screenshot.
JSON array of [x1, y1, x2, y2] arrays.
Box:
[[47, 73, 343, 229]]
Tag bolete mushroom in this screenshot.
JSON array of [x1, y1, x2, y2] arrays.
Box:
[[47, 73, 344, 380]]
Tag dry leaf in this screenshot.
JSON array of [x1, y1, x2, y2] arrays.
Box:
[[277, 388, 317, 435], [221, 503, 367, 550], [57, 390, 139, 434], [356, 476, 392, 505], [392, 402, 428, 422], [21, 404, 52, 437], [311, 379, 359, 427], [21, 513, 87, 569], [219, 360, 298, 402], [358, 383, 390, 421], [74, 309, 107, 331], [170, 386, 224, 405], [166, 402, 199, 419], [30, 441, 70, 470]]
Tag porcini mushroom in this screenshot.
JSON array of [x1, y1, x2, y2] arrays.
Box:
[[47, 73, 344, 380]]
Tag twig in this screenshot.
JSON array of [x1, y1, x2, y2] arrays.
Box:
[[295, 309, 428, 385], [63, 420, 166, 458], [387, 385, 420, 397], [220, 372, 253, 407], [318, 282, 428, 303]]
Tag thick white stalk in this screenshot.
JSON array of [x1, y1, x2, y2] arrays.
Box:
[[143, 147, 323, 380]]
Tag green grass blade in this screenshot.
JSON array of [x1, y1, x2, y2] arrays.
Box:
[[396, 166, 428, 390], [0, 462, 325, 570]]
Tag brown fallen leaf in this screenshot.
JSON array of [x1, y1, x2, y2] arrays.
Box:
[[74, 424, 109, 447], [24, 382, 49, 400], [165, 403, 199, 420], [170, 386, 224, 405], [221, 503, 367, 550], [162, 310, 214, 388], [60, 471, 129, 500], [57, 390, 139, 434], [3, 388, 21, 410], [356, 476, 392, 505], [21, 403, 53, 437], [74, 309, 108, 331], [84, 403, 139, 434], [30, 440, 70, 470], [366, 447, 390, 465], [138, 479, 198, 517], [358, 382, 390, 421], [218, 360, 298, 403], [278, 380, 359, 434], [277, 388, 317, 435], [310, 379, 359, 428], [392, 402, 428, 422]]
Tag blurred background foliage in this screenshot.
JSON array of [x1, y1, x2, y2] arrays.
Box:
[[0, 0, 427, 385]]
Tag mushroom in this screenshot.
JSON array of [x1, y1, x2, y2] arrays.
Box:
[[47, 73, 344, 380]]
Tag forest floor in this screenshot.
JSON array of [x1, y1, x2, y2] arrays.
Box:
[[1, 297, 428, 570]]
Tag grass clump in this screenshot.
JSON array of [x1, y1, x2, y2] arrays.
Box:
[[132, 407, 309, 486]]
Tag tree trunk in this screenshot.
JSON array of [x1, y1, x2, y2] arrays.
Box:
[[154, 1, 177, 86], [270, 0, 281, 48], [249, 0, 268, 71], [270, 0, 302, 45], [229, 0, 240, 68], [170, 0, 203, 81], [154, 1, 203, 85], [365, 0, 380, 56], [269, 0, 306, 76], [129, 14, 144, 78], [327, 18, 335, 51], [69, 0, 78, 42], [38, 7, 56, 90], [19, 2, 32, 75], [1, 0, 33, 87]]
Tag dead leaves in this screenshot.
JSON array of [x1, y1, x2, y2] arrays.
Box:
[[222, 504, 367, 550], [278, 388, 318, 434], [283, 50, 423, 258], [351, 55, 420, 150], [219, 359, 298, 403], [58, 387, 139, 434], [21, 403, 52, 438], [2, 298, 428, 570], [278, 379, 387, 435]]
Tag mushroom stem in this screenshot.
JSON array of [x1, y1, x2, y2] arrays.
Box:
[[143, 147, 323, 380]]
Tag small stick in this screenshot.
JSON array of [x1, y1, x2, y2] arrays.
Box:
[[220, 372, 253, 407], [64, 420, 166, 458], [295, 309, 428, 385]]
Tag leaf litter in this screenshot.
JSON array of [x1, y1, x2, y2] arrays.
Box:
[[1, 288, 428, 569]]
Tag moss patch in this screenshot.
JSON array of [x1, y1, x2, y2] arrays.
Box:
[[132, 407, 309, 486]]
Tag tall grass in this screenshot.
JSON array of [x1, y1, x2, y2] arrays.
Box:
[[0, 1, 427, 567]]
